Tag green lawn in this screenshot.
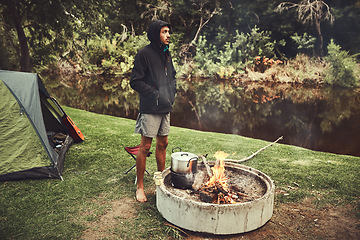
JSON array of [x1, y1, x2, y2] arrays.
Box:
[[1, 106, 359, 239]]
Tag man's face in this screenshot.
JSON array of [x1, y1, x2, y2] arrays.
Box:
[[160, 26, 170, 45]]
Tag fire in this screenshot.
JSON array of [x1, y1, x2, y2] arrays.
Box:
[[202, 151, 236, 204], [206, 151, 228, 188]]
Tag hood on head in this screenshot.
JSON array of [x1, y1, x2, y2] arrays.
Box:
[[147, 20, 171, 45]]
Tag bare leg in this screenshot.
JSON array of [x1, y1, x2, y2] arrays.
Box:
[[156, 135, 168, 172], [136, 135, 152, 202]]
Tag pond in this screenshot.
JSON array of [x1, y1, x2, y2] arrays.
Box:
[[44, 74, 360, 157]]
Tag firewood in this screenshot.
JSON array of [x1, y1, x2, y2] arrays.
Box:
[[230, 184, 244, 193], [215, 182, 228, 194], [236, 191, 250, 198], [199, 191, 215, 203], [198, 155, 213, 178]]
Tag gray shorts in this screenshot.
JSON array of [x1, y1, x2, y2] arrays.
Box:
[[135, 113, 170, 138]]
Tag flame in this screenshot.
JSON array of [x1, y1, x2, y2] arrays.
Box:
[[206, 151, 229, 190], [214, 151, 229, 161], [200, 151, 241, 204]]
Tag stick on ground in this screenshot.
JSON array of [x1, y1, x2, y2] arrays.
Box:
[[225, 136, 283, 163]]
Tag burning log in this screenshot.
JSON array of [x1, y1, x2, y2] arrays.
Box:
[[197, 151, 255, 204], [199, 182, 253, 204], [215, 181, 228, 194], [198, 154, 213, 178], [199, 190, 214, 203]]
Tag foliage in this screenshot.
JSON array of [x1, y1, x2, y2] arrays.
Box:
[[139, 0, 174, 22], [0, 34, 18, 70], [1, 0, 360, 88], [276, 0, 334, 56], [276, 0, 334, 25], [324, 39, 359, 87], [291, 32, 316, 55], [0, 0, 109, 71], [192, 35, 218, 77], [66, 31, 149, 75], [251, 54, 326, 84], [233, 26, 286, 63], [191, 26, 285, 78]]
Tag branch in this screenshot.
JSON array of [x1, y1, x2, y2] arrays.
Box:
[[225, 136, 283, 163], [164, 222, 189, 237], [198, 154, 213, 178], [190, 0, 221, 45]]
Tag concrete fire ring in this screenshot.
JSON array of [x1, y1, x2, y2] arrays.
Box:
[[156, 162, 275, 235]]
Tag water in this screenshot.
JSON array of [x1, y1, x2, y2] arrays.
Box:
[[45, 74, 360, 157]]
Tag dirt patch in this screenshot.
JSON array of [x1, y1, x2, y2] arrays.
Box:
[[78, 194, 359, 239], [183, 197, 360, 240], [80, 197, 137, 240]]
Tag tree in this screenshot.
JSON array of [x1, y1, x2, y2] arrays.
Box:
[[190, 0, 221, 45], [138, 0, 174, 23], [3, 0, 31, 72], [276, 0, 334, 56], [172, 0, 221, 62], [0, 0, 105, 72]]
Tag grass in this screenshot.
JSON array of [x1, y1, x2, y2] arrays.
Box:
[[1, 106, 359, 239]]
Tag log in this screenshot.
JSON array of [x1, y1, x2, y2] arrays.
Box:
[[199, 191, 215, 203], [198, 154, 213, 178], [215, 182, 228, 194]]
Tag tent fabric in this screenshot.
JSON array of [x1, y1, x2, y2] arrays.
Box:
[[0, 71, 57, 162], [0, 80, 50, 174], [0, 70, 76, 180]]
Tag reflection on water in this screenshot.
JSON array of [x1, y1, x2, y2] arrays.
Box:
[[44, 74, 360, 157]]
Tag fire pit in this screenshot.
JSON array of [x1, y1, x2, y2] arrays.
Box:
[[156, 162, 275, 235]]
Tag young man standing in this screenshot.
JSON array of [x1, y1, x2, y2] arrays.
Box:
[[130, 20, 177, 202]]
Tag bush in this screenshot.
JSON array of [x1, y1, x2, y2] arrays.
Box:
[[233, 26, 285, 64], [193, 36, 218, 77], [291, 32, 316, 55], [85, 32, 149, 75], [325, 39, 359, 87], [191, 26, 285, 78]]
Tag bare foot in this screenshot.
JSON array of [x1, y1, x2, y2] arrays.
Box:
[[136, 188, 147, 202]]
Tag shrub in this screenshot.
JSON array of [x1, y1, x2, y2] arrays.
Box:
[[86, 32, 149, 75], [193, 35, 218, 77], [233, 26, 285, 64], [291, 32, 316, 55], [246, 54, 326, 84], [324, 39, 359, 87], [191, 26, 285, 78]]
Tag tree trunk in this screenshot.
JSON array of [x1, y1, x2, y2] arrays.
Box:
[[315, 14, 324, 57], [6, 0, 32, 72]]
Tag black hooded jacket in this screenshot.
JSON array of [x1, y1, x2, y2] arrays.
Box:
[[130, 20, 177, 114]]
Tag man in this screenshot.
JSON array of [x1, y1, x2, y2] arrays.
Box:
[[130, 20, 177, 202]]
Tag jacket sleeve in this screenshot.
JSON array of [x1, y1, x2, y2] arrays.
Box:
[[130, 51, 159, 99], [171, 57, 177, 93]]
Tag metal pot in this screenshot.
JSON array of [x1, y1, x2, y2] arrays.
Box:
[[170, 170, 195, 189], [171, 147, 198, 173]]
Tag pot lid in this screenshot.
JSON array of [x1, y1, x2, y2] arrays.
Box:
[[171, 152, 198, 161]]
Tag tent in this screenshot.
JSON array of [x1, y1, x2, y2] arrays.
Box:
[[0, 70, 83, 181]]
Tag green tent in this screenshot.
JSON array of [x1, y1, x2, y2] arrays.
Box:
[[0, 70, 81, 180]]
